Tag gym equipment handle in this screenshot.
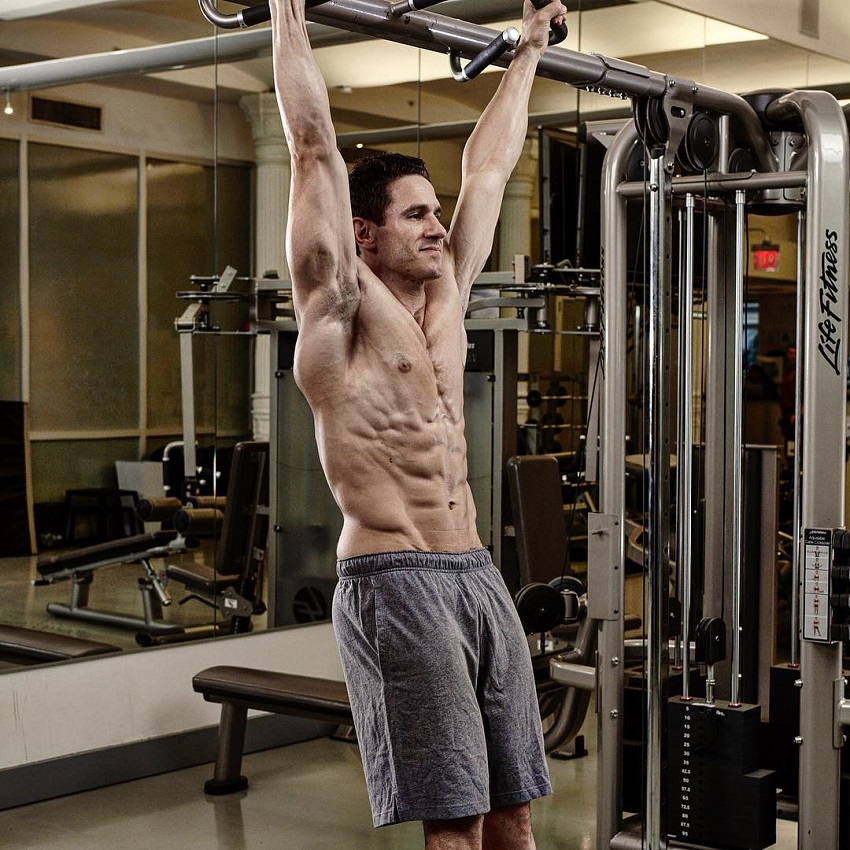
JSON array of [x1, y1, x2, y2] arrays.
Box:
[[198, 0, 271, 30], [450, 28, 519, 83]]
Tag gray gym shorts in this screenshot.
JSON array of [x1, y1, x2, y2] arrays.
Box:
[[332, 548, 551, 827]]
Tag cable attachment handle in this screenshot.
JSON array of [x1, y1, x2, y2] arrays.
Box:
[[449, 27, 520, 83], [530, 0, 568, 46], [198, 0, 271, 29]]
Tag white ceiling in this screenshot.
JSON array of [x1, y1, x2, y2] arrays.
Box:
[[0, 0, 848, 128]]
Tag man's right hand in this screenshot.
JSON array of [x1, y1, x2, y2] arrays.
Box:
[[520, 0, 568, 56]]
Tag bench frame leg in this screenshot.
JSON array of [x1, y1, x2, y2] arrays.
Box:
[[204, 702, 250, 795]]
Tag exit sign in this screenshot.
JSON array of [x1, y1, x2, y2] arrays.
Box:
[[752, 247, 780, 273]]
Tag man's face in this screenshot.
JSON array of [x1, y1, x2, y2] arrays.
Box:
[[371, 175, 447, 282]]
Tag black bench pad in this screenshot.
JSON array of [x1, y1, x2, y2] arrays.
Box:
[[193, 665, 351, 723], [0, 624, 121, 663], [194, 666, 352, 795], [37, 531, 181, 576]]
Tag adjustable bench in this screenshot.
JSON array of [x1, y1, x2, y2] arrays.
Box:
[[193, 665, 352, 795], [35, 531, 195, 636], [0, 624, 121, 666], [34, 440, 269, 645]]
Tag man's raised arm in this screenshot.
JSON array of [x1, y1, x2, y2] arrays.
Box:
[[447, 0, 567, 307], [270, 0, 359, 323]]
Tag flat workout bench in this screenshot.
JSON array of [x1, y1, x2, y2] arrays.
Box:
[[0, 624, 121, 666], [193, 665, 351, 795]]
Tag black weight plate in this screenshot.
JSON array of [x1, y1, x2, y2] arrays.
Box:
[[549, 574, 586, 597], [515, 582, 566, 633]]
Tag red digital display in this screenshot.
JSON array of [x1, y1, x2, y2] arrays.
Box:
[[753, 248, 780, 272]]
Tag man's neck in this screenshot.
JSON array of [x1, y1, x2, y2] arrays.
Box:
[[366, 261, 428, 323], [388, 278, 427, 319]]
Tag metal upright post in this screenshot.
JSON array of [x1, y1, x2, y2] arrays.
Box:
[[594, 120, 637, 850], [764, 91, 849, 850]]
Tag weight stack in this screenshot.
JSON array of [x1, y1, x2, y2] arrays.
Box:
[[668, 697, 776, 849]]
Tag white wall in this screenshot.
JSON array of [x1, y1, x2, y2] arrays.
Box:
[[0, 623, 343, 771], [0, 80, 254, 163], [663, 0, 850, 65]]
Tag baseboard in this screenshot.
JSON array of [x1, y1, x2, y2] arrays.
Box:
[[0, 714, 334, 811]]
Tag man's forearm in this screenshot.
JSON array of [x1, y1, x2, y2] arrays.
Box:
[[462, 1, 565, 181], [462, 43, 540, 181], [270, 0, 336, 154]]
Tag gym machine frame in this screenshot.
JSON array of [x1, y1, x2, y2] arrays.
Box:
[[592, 94, 847, 850], [200, 2, 850, 848]]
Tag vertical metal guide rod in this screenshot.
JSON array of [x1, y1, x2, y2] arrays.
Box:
[[676, 195, 696, 696], [646, 152, 672, 850], [730, 189, 747, 706]]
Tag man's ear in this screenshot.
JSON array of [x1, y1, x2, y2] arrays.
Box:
[[352, 217, 376, 251]]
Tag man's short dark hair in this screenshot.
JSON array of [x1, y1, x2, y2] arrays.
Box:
[[349, 153, 431, 225]]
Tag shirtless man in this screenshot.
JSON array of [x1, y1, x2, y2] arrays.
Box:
[[269, 1, 567, 847]]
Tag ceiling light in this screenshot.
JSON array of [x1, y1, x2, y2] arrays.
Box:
[[0, 0, 128, 21], [3, 91, 12, 116]]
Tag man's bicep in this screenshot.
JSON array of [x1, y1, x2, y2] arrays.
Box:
[[286, 153, 358, 301]]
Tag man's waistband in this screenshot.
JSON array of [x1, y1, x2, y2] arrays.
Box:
[[336, 548, 493, 578]]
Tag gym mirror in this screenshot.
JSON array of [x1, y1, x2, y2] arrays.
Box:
[[1, 0, 848, 669]]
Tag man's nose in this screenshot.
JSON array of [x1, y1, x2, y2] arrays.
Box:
[[427, 215, 446, 238]]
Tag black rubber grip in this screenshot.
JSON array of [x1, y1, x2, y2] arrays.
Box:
[[530, 0, 568, 46], [241, 3, 272, 27], [462, 31, 518, 81]]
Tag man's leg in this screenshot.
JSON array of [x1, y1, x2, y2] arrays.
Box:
[[482, 802, 537, 850], [423, 815, 483, 849]]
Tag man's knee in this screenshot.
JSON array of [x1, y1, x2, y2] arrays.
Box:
[[423, 814, 483, 849], [482, 802, 536, 850]]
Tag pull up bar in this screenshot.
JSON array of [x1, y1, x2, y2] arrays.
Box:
[[196, 0, 659, 95], [389, 0, 567, 46], [198, 0, 566, 45], [197, 0, 565, 81], [196, 0, 775, 172]]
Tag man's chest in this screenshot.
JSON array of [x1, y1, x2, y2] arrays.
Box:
[[353, 299, 466, 414]]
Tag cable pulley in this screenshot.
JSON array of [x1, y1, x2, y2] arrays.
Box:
[[633, 95, 668, 154], [678, 112, 718, 173]]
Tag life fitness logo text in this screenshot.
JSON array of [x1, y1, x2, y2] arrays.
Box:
[[818, 228, 842, 377]]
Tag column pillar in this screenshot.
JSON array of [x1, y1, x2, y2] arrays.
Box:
[[241, 92, 291, 441], [498, 137, 537, 269], [499, 138, 538, 429]]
